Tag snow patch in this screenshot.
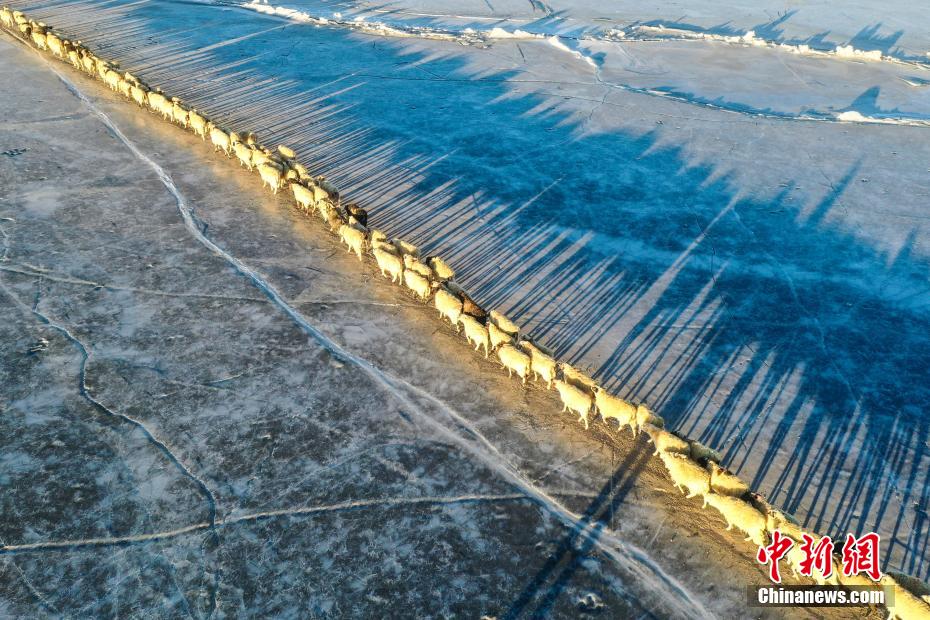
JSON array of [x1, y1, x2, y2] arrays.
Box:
[[546, 35, 598, 68]]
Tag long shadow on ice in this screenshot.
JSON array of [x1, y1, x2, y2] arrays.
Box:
[[11, 0, 930, 578]]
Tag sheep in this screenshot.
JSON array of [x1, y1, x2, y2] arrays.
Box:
[[117, 77, 133, 98], [393, 239, 419, 258], [702, 493, 768, 547], [428, 256, 455, 281], [640, 423, 690, 456], [785, 534, 838, 585], [689, 440, 721, 464], [244, 131, 258, 146], [658, 451, 709, 498], [209, 126, 231, 155], [316, 177, 340, 202], [403, 254, 434, 280], [434, 288, 463, 328], [593, 387, 636, 432], [0, 8, 12, 28], [347, 215, 368, 233], [881, 575, 930, 620], [46, 32, 63, 57], [278, 145, 296, 160], [326, 208, 345, 233], [67, 49, 82, 70], [147, 91, 169, 119], [257, 163, 284, 194], [311, 184, 332, 205], [290, 182, 315, 211], [234, 142, 253, 170], [458, 314, 489, 357], [81, 54, 96, 75], [561, 363, 598, 394], [460, 293, 487, 320], [708, 464, 749, 498], [634, 404, 664, 436], [338, 224, 366, 260], [293, 162, 310, 179], [373, 248, 404, 284], [171, 99, 188, 128], [551, 379, 594, 428], [371, 239, 397, 255], [370, 229, 388, 244], [497, 344, 531, 384], [103, 69, 121, 91], [251, 148, 275, 168], [519, 340, 557, 388], [129, 84, 148, 108], [30, 29, 47, 50], [488, 322, 514, 350], [489, 310, 519, 337], [403, 269, 432, 300], [188, 110, 208, 139], [345, 203, 367, 227]]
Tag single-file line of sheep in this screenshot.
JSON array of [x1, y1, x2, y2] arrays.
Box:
[[2, 9, 928, 618]]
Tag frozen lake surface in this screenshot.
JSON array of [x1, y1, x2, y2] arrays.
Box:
[[3, 0, 930, 596]]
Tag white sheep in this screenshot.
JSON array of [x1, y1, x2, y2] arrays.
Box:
[[880, 576, 930, 620], [488, 322, 513, 350], [593, 387, 636, 432], [634, 404, 664, 436], [403, 269, 432, 300], [708, 464, 749, 498], [785, 534, 838, 585], [702, 493, 768, 547], [337, 224, 366, 260], [489, 310, 519, 336], [394, 239, 419, 258], [257, 163, 284, 194], [434, 289, 462, 328], [428, 256, 455, 281], [561, 363, 598, 394], [103, 69, 120, 91], [312, 184, 331, 205], [403, 254, 434, 279], [497, 344, 531, 384], [188, 110, 208, 139], [46, 32, 63, 57], [117, 77, 133, 98], [234, 143, 253, 170], [30, 29, 47, 50], [371, 239, 397, 255], [658, 451, 710, 498], [171, 100, 188, 128], [640, 423, 690, 456], [553, 379, 593, 429], [129, 84, 148, 108], [290, 183, 315, 211], [689, 440, 721, 463], [520, 341, 556, 388], [278, 145, 297, 160], [459, 314, 489, 357], [0, 8, 13, 28], [373, 248, 403, 283], [370, 229, 388, 244], [210, 126, 231, 155]]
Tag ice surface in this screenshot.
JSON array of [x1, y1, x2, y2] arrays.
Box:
[[2, 0, 930, 609]]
